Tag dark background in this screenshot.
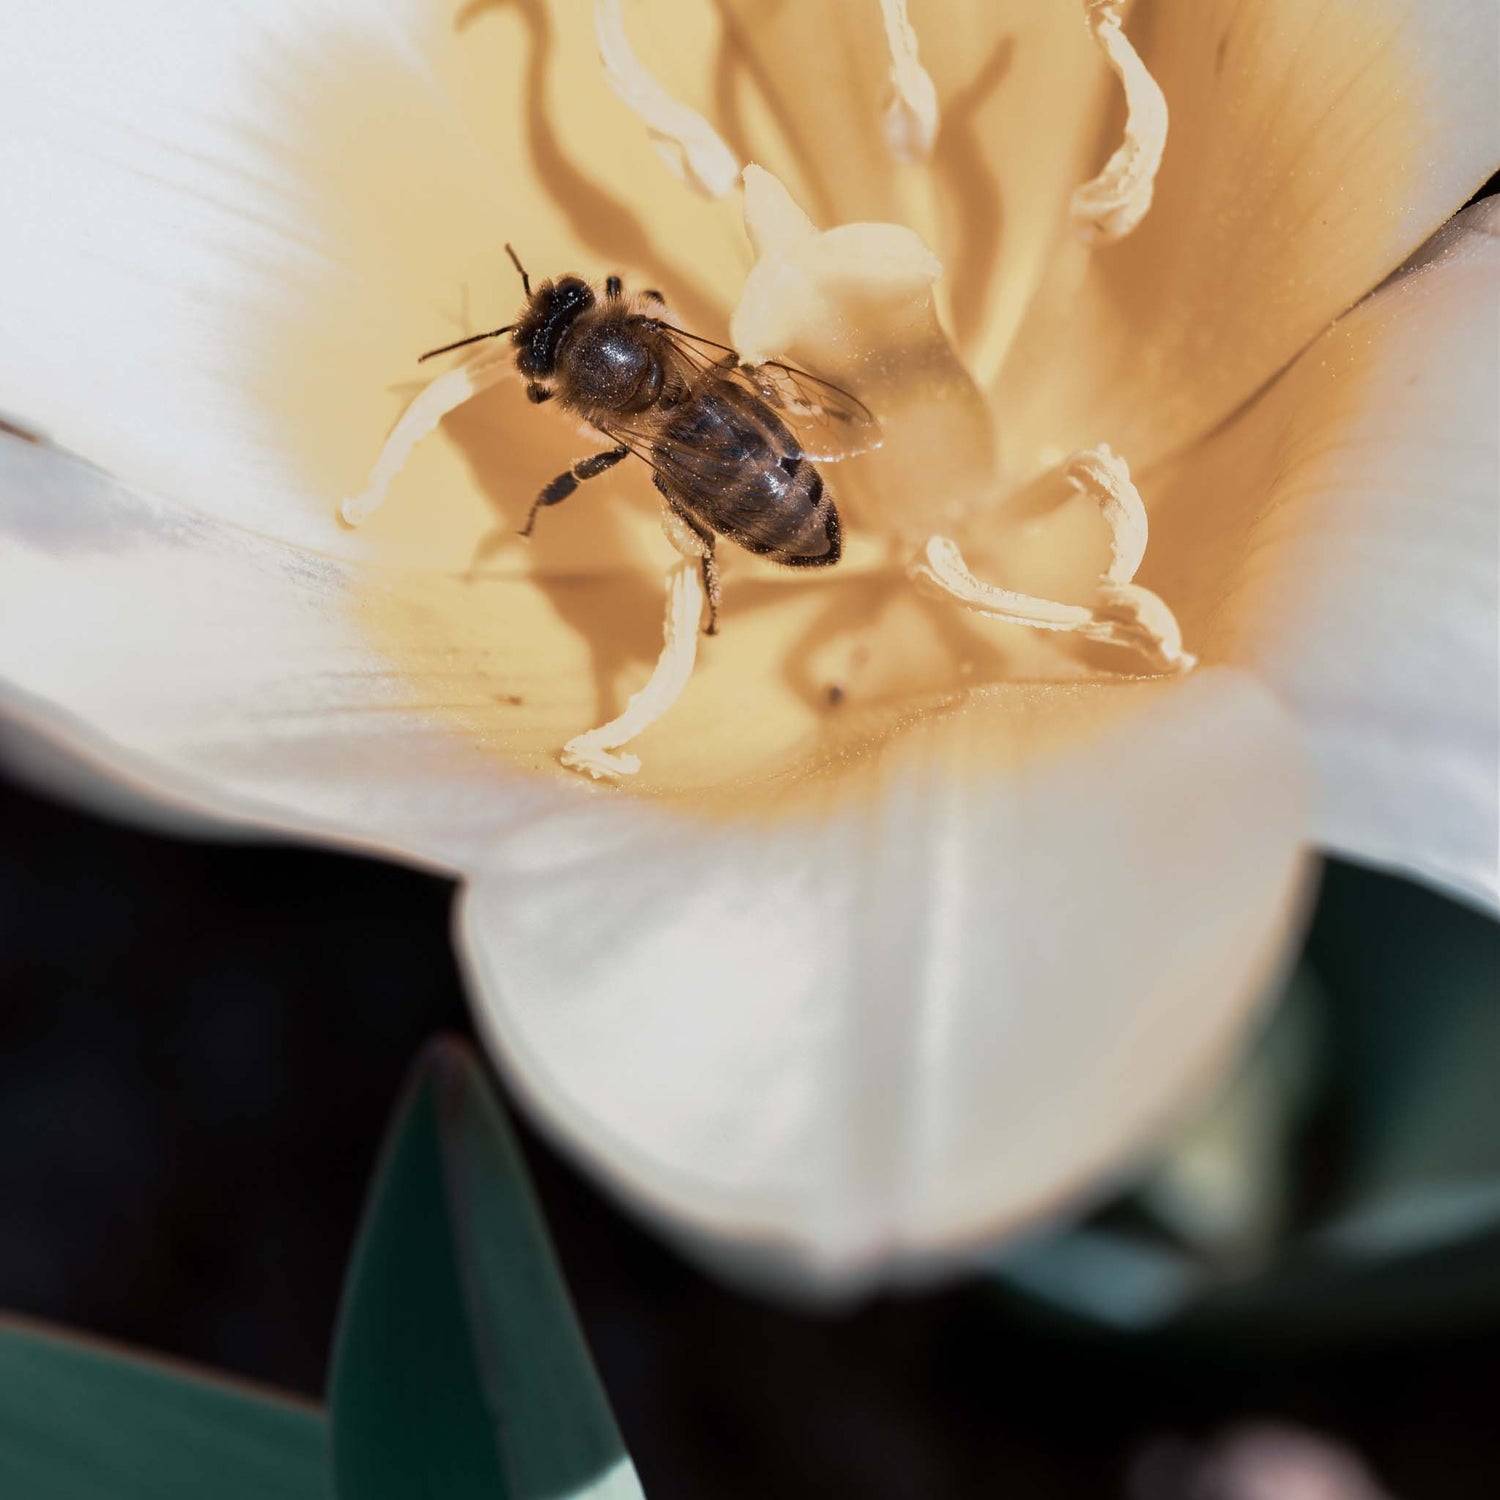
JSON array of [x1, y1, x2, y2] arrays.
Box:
[[2, 761, 1498, 1499]]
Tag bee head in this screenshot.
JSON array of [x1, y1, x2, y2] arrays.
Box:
[[515, 276, 596, 379]]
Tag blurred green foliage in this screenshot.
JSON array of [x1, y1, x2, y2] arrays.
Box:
[[330, 1039, 643, 1500], [993, 863, 1500, 1339], [0, 1319, 325, 1499], [0, 1039, 641, 1499]]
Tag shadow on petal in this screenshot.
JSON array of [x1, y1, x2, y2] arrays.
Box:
[[930, 33, 1014, 354], [456, 0, 727, 335]]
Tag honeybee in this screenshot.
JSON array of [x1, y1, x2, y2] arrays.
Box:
[[420, 246, 880, 633]]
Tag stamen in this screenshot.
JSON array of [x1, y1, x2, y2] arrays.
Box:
[[1071, 0, 1168, 244], [1071, 443, 1147, 583], [912, 536, 1097, 632], [593, 0, 740, 200], [560, 561, 706, 779], [1067, 444, 1193, 672], [878, 0, 939, 162], [910, 445, 1195, 675], [342, 344, 515, 526]]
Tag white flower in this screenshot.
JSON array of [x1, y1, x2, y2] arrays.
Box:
[[0, 0, 1494, 1286]]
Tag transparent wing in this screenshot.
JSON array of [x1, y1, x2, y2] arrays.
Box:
[[586, 398, 749, 505], [654, 323, 883, 463]]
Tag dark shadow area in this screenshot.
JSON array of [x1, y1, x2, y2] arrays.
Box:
[[708, 0, 838, 226], [930, 36, 1014, 353], [440, 376, 667, 727], [707, 0, 903, 232], [3, 765, 1499, 1497]]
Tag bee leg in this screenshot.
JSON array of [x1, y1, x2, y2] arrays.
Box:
[[656, 484, 721, 635], [520, 445, 629, 536], [605, 275, 623, 300], [640, 288, 666, 307], [699, 544, 721, 636]]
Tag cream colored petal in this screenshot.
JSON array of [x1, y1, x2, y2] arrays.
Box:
[[1147, 197, 1500, 910], [994, 0, 1500, 478], [0, 425, 1075, 852], [0, 0, 741, 573], [0, 435, 583, 872], [0, 414, 1127, 841], [459, 670, 1308, 1281]]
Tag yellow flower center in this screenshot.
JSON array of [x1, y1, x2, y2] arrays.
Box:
[[335, 0, 1186, 806]]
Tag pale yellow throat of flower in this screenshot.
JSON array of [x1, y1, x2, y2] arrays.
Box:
[[341, 0, 1180, 783]]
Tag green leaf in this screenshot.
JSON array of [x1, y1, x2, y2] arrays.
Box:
[[0, 1316, 326, 1499], [329, 1037, 642, 1500], [988, 866, 1500, 1341], [1308, 864, 1500, 1259]]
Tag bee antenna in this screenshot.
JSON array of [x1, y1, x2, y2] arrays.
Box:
[[417, 325, 515, 363], [504, 242, 532, 297]]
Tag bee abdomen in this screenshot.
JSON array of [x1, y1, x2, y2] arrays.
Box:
[[699, 455, 840, 565], [763, 462, 840, 565], [656, 391, 842, 567]]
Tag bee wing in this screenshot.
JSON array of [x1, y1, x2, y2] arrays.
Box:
[[653, 324, 883, 463], [583, 404, 743, 506], [582, 415, 671, 484], [733, 360, 883, 462]]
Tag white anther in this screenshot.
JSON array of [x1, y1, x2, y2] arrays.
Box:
[[1094, 580, 1192, 674], [594, 0, 740, 199], [910, 445, 1195, 675], [342, 344, 516, 526], [911, 536, 1097, 632], [560, 561, 707, 779], [1071, 0, 1168, 244], [561, 561, 705, 780], [1065, 443, 1148, 584], [878, 0, 939, 162]]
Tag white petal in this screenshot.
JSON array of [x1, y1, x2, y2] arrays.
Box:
[[0, 436, 575, 872], [0, 0, 742, 570], [459, 670, 1309, 1283], [993, 0, 1500, 475], [1147, 198, 1500, 911]]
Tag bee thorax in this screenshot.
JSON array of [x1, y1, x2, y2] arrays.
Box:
[[562, 321, 662, 412]]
